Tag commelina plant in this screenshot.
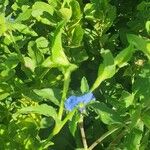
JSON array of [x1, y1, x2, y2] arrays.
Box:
[[0, 0, 150, 150]]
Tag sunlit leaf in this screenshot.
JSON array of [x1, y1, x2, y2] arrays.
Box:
[[80, 76, 89, 93], [115, 44, 134, 68], [13, 104, 57, 120], [33, 88, 59, 106], [51, 21, 70, 67], [91, 49, 116, 91], [127, 34, 150, 60]]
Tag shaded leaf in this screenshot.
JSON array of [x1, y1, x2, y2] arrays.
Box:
[[71, 25, 84, 46], [142, 109, 150, 130], [69, 112, 80, 136], [90, 102, 123, 125], [124, 120, 143, 150], [133, 64, 150, 105], [28, 41, 44, 66]]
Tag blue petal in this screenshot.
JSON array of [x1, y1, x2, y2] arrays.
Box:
[[77, 93, 95, 104], [64, 96, 79, 111], [65, 93, 95, 111]]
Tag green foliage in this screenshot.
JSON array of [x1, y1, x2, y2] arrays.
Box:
[[0, 0, 150, 149], [80, 76, 89, 93]]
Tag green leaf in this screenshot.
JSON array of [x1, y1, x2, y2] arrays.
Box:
[[71, 25, 84, 46], [32, 1, 55, 25], [69, 112, 80, 136], [2, 53, 19, 69], [119, 91, 135, 108], [84, 3, 95, 20], [90, 102, 123, 125], [91, 49, 116, 91], [59, 8, 72, 21], [13, 104, 57, 120], [15, 7, 32, 22], [70, 0, 82, 20], [0, 92, 9, 100], [140, 130, 149, 150], [36, 37, 49, 54], [129, 106, 141, 130], [28, 41, 44, 66], [142, 109, 150, 130], [48, 0, 57, 7], [24, 57, 36, 72], [0, 69, 15, 81], [125, 129, 143, 150], [0, 83, 12, 99], [12, 23, 37, 36], [98, 49, 115, 78], [32, 2, 54, 16], [14, 79, 43, 102], [133, 64, 150, 105], [80, 76, 89, 93], [115, 44, 134, 68], [33, 88, 59, 106], [127, 34, 150, 60], [41, 56, 54, 68], [146, 21, 150, 34], [36, 37, 48, 49], [69, 47, 88, 63], [51, 21, 70, 67], [40, 117, 54, 129], [0, 13, 7, 36], [124, 120, 143, 150], [84, 0, 116, 32]]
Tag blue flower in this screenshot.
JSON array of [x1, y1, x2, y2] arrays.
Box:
[[65, 93, 95, 111]]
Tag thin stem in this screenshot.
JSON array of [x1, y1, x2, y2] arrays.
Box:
[[88, 127, 120, 150], [38, 68, 50, 80], [58, 71, 70, 120], [79, 115, 88, 150], [58, 64, 77, 119], [107, 129, 126, 150]]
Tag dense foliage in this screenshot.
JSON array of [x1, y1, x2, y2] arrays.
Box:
[[0, 0, 150, 149]]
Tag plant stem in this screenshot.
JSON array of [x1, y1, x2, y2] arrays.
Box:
[[79, 115, 88, 150], [88, 126, 120, 150], [107, 129, 125, 150], [58, 70, 71, 120], [58, 64, 77, 120]]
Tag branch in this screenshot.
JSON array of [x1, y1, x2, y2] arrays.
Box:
[[88, 127, 120, 150], [79, 115, 88, 150]]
